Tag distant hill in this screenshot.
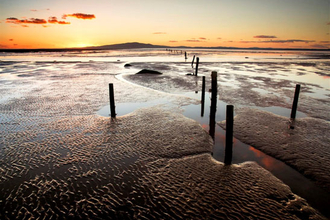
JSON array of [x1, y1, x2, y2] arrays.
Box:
[[85, 42, 167, 50], [0, 42, 329, 53]]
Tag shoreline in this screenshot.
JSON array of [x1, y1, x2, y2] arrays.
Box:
[[0, 52, 329, 218]]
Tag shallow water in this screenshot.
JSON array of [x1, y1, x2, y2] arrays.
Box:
[[181, 92, 330, 217], [97, 90, 329, 217], [1, 48, 330, 218]]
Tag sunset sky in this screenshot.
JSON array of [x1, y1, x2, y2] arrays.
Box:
[[0, 0, 329, 49]]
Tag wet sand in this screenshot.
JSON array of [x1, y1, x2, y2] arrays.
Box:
[[219, 108, 330, 193], [0, 57, 329, 219], [0, 106, 325, 219]]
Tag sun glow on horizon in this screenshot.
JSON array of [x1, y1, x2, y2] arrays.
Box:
[[0, 0, 329, 50], [71, 43, 95, 48]]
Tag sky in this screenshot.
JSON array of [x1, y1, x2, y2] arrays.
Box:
[[0, 0, 329, 49]]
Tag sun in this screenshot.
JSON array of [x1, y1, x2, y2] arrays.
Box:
[[75, 43, 93, 48]]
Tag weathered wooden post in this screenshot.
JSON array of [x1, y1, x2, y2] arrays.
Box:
[[191, 55, 195, 68], [185, 51, 187, 60], [201, 76, 206, 117], [290, 84, 300, 120], [224, 105, 234, 165], [109, 83, 116, 118], [195, 57, 199, 76], [209, 71, 217, 139]]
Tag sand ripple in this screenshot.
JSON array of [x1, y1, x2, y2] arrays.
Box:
[[0, 108, 325, 219]]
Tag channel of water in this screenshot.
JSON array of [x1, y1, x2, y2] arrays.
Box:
[[97, 90, 330, 218]]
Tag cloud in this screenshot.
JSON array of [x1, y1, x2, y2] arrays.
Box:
[[310, 44, 329, 49], [30, 9, 38, 12], [327, 22, 330, 25], [185, 39, 201, 42], [6, 17, 47, 24], [153, 32, 166, 34], [217, 37, 222, 40], [58, 21, 70, 24], [266, 39, 315, 43], [63, 13, 95, 19], [48, 16, 70, 24], [9, 39, 14, 41], [320, 41, 330, 43], [48, 17, 58, 23], [254, 35, 277, 39], [238, 39, 315, 44], [6, 17, 19, 23], [169, 40, 178, 43], [0, 44, 9, 48], [199, 37, 206, 40], [239, 41, 254, 43]]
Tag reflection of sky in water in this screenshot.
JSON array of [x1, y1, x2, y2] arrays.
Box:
[[1, 49, 329, 215], [179, 92, 329, 215], [97, 98, 172, 117]]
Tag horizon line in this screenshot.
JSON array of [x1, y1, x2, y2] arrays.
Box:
[[0, 42, 329, 52]]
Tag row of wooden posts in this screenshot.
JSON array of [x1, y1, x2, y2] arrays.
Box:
[[168, 51, 200, 76], [108, 71, 301, 165]]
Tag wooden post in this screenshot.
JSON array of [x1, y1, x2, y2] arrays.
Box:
[[209, 72, 217, 139], [201, 76, 206, 117], [185, 51, 187, 60], [191, 55, 195, 68], [290, 84, 300, 120], [109, 83, 116, 118], [224, 105, 234, 165], [195, 57, 199, 76]]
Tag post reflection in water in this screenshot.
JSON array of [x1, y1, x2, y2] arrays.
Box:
[[201, 76, 206, 117], [209, 72, 218, 140], [185, 83, 330, 218]]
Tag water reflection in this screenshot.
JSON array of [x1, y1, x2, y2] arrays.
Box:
[[181, 91, 330, 218], [96, 91, 330, 218]]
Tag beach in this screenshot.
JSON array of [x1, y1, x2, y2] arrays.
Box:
[[0, 49, 329, 219]]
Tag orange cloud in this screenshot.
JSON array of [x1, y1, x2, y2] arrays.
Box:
[[48, 16, 58, 23], [63, 13, 95, 19], [169, 40, 178, 42], [254, 35, 277, 39], [48, 17, 70, 24], [186, 39, 201, 42], [58, 21, 70, 24], [6, 17, 47, 24], [9, 39, 14, 41], [239, 39, 315, 44], [266, 39, 315, 43], [199, 37, 206, 40], [153, 32, 166, 34], [310, 44, 329, 49]]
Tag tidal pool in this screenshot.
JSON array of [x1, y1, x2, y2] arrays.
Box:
[[97, 91, 330, 217]]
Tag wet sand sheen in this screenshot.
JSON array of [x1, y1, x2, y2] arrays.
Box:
[[0, 109, 325, 219], [1, 51, 329, 219]]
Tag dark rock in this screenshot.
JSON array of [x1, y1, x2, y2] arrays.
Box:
[[124, 63, 132, 67], [136, 69, 162, 75]]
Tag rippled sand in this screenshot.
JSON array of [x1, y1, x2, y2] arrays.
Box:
[[0, 107, 325, 219], [219, 108, 330, 193], [0, 60, 327, 219]]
